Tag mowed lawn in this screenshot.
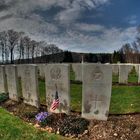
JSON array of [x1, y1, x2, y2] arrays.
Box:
[[70, 84, 140, 114], [38, 81, 140, 114], [0, 107, 68, 140], [38, 68, 140, 114], [110, 86, 140, 114]]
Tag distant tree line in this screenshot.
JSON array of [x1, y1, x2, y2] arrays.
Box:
[[0, 30, 62, 64], [84, 53, 112, 63], [112, 26, 140, 63], [1, 26, 140, 64]]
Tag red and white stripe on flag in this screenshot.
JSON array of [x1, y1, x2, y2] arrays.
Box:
[[50, 98, 59, 111]]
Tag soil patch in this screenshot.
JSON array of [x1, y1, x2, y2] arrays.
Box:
[[84, 114, 140, 140]]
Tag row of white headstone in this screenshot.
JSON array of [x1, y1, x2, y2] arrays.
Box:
[[37, 63, 140, 84], [0, 64, 70, 112], [72, 63, 140, 83], [0, 63, 139, 121]]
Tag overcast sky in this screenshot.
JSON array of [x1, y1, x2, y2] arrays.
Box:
[[0, 0, 140, 53]]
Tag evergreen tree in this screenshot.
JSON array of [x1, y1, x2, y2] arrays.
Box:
[[63, 51, 73, 62]]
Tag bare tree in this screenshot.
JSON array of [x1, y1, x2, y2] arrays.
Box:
[[16, 32, 25, 62], [7, 30, 20, 63], [30, 40, 39, 62], [0, 31, 7, 63], [35, 41, 43, 58], [0, 29, 63, 63], [42, 44, 63, 55], [23, 36, 31, 62], [119, 43, 133, 63]]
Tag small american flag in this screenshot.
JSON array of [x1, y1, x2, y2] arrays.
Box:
[[50, 90, 59, 112]]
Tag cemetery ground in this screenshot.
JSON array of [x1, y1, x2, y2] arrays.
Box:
[[0, 68, 140, 140], [0, 107, 67, 140]]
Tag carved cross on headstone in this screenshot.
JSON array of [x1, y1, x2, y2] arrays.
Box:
[[92, 94, 105, 109]]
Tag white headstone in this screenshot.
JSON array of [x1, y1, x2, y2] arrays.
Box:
[[72, 63, 82, 81], [82, 64, 112, 120], [112, 64, 119, 75], [6, 65, 19, 101], [17, 64, 24, 77], [45, 64, 70, 114], [127, 64, 134, 73], [138, 65, 140, 83], [21, 65, 40, 108], [119, 64, 132, 84], [0, 66, 7, 93]]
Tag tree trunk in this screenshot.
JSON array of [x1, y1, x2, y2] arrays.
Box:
[[10, 48, 14, 64], [2, 44, 4, 63]]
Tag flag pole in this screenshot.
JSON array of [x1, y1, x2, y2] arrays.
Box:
[[55, 83, 62, 119]]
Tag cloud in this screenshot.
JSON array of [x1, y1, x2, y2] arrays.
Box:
[[0, 0, 110, 35], [58, 26, 137, 53], [126, 15, 137, 25], [0, 0, 108, 33], [54, 0, 110, 24], [74, 23, 105, 32], [0, 0, 137, 53], [0, 16, 59, 36], [0, 0, 110, 23]]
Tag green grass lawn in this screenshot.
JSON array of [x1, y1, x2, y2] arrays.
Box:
[[112, 67, 138, 83], [0, 107, 67, 140], [39, 79, 46, 104], [112, 74, 138, 83], [112, 74, 119, 83], [70, 84, 140, 114], [110, 86, 140, 114], [70, 83, 82, 112], [128, 68, 138, 83], [38, 79, 140, 114], [37, 68, 140, 114]]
